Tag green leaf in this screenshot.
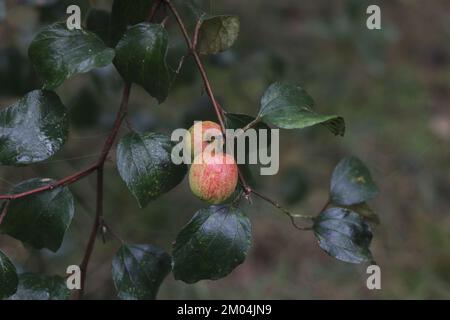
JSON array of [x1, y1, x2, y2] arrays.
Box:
[[29, 22, 115, 89], [313, 207, 373, 264], [0, 250, 18, 299], [112, 244, 172, 300], [173, 205, 251, 283], [114, 23, 170, 103], [8, 273, 70, 300], [0, 90, 69, 166], [86, 9, 111, 45], [111, 0, 154, 45], [330, 156, 379, 206], [198, 15, 240, 55], [116, 132, 187, 208], [0, 178, 75, 252], [258, 82, 345, 136]]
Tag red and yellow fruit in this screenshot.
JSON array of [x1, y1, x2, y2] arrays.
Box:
[[185, 121, 222, 159], [189, 151, 238, 204]]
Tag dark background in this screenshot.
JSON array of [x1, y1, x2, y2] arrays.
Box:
[[1, 0, 449, 299]]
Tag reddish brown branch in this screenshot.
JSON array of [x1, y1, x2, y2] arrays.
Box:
[[0, 0, 162, 299], [73, 0, 154, 295], [164, 0, 252, 195], [164, 0, 226, 131], [319, 198, 331, 214], [2, 82, 131, 300], [251, 189, 313, 230], [74, 83, 131, 299], [97, 84, 131, 164], [74, 169, 102, 300], [147, 0, 164, 22], [0, 83, 131, 202], [0, 200, 10, 225], [0, 164, 98, 201], [192, 15, 205, 50]]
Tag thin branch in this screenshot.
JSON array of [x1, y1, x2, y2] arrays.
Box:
[[251, 189, 314, 231], [192, 14, 205, 50], [97, 167, 104, 222], [0, 83, 132, 202], [164, 0, 226, 131], [319, 198, 331, 214], [97, 84, 131, 165], [0, 2, 159, 300], [75, 83, 131, 300], [165, 0, 252, 195], [238, 171, 252, 195], [147, 0, 163, 22], [74, 166, 104, 300], [0, 164, 98, 201], [0, 200, 10, 226], [251, 189, 314, 220]]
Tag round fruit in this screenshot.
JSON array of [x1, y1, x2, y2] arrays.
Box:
[[186, 121, 222, 159], [189, 151, 238, 204]]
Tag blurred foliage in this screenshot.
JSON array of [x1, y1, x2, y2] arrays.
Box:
[[1, 0, 450, 299]]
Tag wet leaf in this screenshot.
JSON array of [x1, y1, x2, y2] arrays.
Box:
[[112, 244, 171, 300], [313, 207, 373, 264], [0, 178, 75, 252], [258, 82, 345, 136], [0, 250, 18, 299], [116, 132, 187, 208], [198, 15, 240, 55], [114, 23, 170, 103], [330, 157, 379, 206], [8, 273, 70, 300], [29, 22, 115, 89], [0, 90, 68, 166], [173, 205, 251, 283]]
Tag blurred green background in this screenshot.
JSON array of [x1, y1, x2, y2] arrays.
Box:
[[1, 0, 450, 299]]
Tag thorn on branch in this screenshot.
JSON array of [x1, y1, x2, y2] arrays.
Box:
[[175, 54, 186, 75], [100, 217, 124, 244], [161, 15, 170, 27]]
